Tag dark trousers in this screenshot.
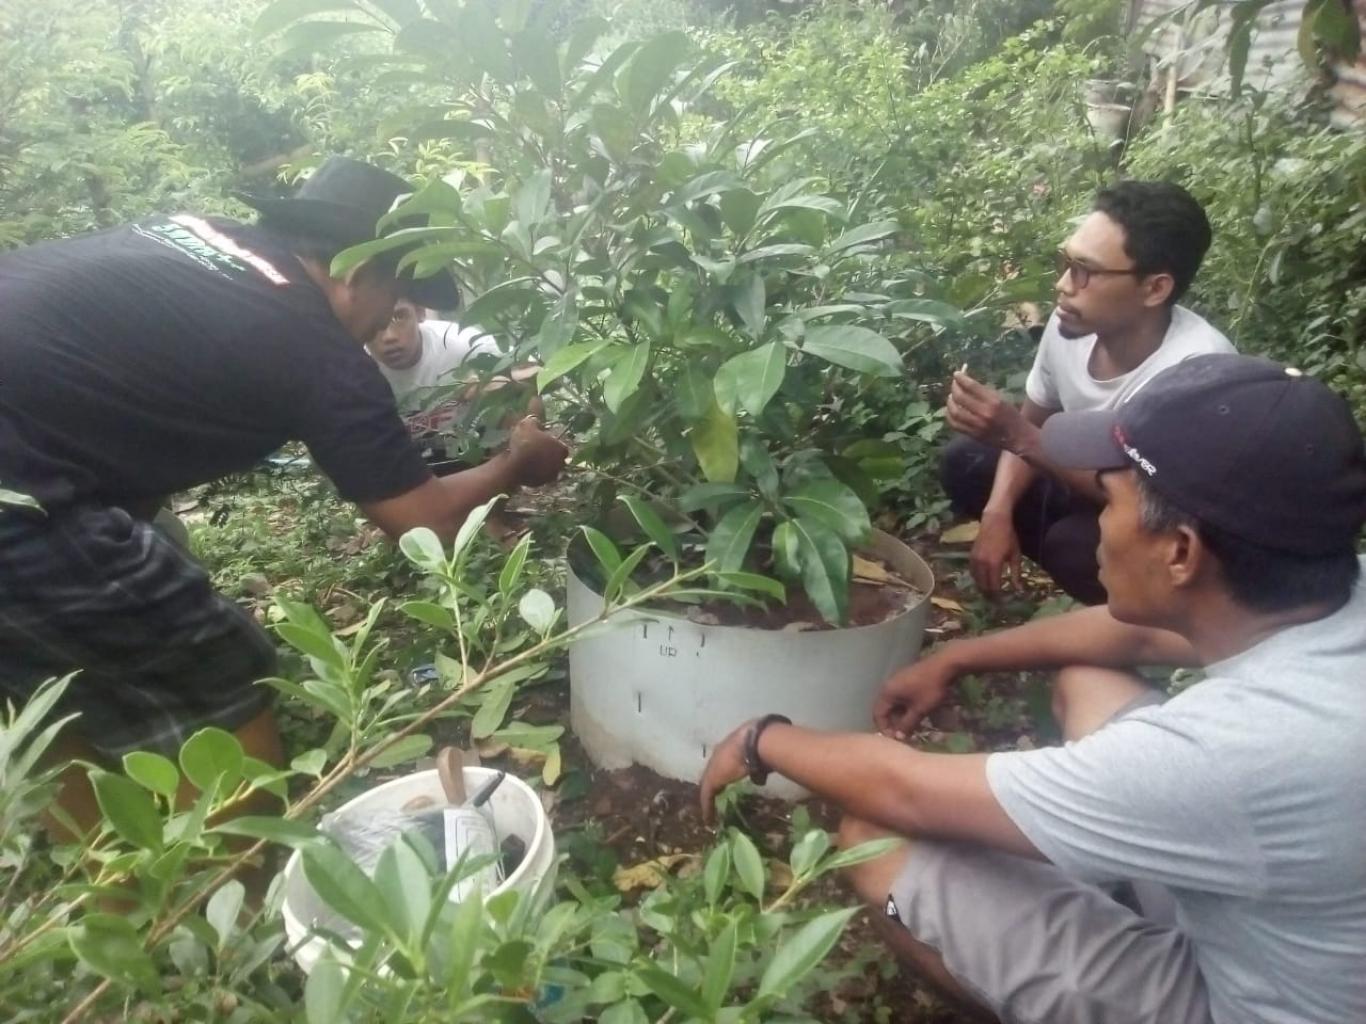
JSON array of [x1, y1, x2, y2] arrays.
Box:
[[939, 435, 1106, 605]]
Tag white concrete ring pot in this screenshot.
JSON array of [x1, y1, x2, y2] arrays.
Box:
[[280, 766, 555, 974], [567, 529, 934, 798]]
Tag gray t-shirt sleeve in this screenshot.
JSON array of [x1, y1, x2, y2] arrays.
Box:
[[987, 709, 1266, 894], [1023, 321, 1060, 409]]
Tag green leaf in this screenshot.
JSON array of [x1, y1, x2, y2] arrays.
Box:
[[0, 486, 42, 512], [604, 342, 651, 413], [69, 914, 160, 994], [676, 364, 715, 422], [756, 907, 859, 999], [512, 27, 561, 95], [603, 543, 652, 603], [368, 733, 433, 768], [691, 399, 739, 483], [622, 290, 665, 340], [781, 478, 870, 545], [826, 218, 899, 255], [671, 170, 745, 206], [305, 953, 346, 1024], [617, 495, 679, 563], [885, 298, 967, 332], [252, 0, 355, 38], [514, 169, 553, 229], [275, 622, 344, 668], [636, 962, 711, 1019], [740, 436, 780, 499], [714, 342, 785, 419], [738, 243, 815, 263], [719, 189, 760, 234], [399, 526, 446, 570], [714, 571, 785, 603], [789, 828, 830, 878], [302, 842, 391, 932], [802, 324, 902, 377], [821, 836, 904, 873], [459, 0, 514, 81], [760, 193, 847, 222], [400, 600, 455, 630], [472, 676, 516, 739], [279, 19, 385, 53], [703, 840, 731, 905], [206, 880, 245, 951], [730, 829, 765, 899], [537, 341, 610, 391], [178, 727, 245, 796], [211, 816, 322, 847], [580, 525, 623, 579], [788, 518, 850, 625], [731, 275, 766, 340], [702, 919, 738, 1011], [563, 15, 609, 75], [453, 495, 500, 564], [90, 771, 163, 850], [122, 751, 179, 800], [678, 482, 750, 513], [600, 1000, 649, 1024], [291, 748, 328, 777], [619, 31, 690, 112], [374, 836, 433, 946], [499, 534, 533, 595], [705, 501, 764, 574], [519, 588, 556, 633]]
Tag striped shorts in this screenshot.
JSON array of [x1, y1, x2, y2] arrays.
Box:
[[0, 503, 275, 757]]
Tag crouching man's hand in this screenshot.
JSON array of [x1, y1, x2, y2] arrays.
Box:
[[699, 721, 753, 826], [507, 416, 569, 487]]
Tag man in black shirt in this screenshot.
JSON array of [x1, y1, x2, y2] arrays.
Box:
[[0, 157, 568, 826]]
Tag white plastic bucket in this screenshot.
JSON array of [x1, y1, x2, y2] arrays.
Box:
[[280, 766, 555, 974], [567, 529, 934, 798]]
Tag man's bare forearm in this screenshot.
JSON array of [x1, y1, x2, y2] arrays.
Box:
[[983, 449, 1039, 519], [1009, 423, 1105, 504], [755, 726, 1040, 858], [935, 605, 1199, 676], [432, 454, 521, 539]]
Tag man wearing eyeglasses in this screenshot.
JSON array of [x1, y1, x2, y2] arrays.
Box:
[[940, 180, 1234, 604]]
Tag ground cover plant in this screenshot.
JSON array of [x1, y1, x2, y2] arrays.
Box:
[[1, 0, 1362, 1021]]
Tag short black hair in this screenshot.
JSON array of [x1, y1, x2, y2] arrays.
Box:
[[1093, 180, 1212, 304], [1136, 475, 1360, 612]]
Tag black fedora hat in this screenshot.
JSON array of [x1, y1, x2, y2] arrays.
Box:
[[239, 156, 460, 309]]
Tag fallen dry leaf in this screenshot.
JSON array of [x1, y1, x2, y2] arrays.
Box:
[[612, 853, 700, 893], [930, 595, 964, 612], [505, 746, 547, 769], [939, 521, 980, 544], [475, 739, 509, 759], [852, 555, 892, 584]]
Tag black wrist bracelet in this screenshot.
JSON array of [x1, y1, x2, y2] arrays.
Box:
[[743, 714, 792, 785]]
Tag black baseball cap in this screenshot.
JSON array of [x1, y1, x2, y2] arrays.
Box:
[[1042, 353, 1366, 555], [239, 156, 460, 309]]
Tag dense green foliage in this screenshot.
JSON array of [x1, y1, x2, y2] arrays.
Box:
[[1, 0, 1362, 1020]]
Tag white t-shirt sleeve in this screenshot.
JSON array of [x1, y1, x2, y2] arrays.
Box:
[[987, 707, 1266, 894], [1024, 318, 1062, 409]]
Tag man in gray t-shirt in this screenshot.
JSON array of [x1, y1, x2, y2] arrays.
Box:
[[700, 354, 1366, 1024]]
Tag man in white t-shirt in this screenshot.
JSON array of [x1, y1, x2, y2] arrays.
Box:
[[367, 298, 541, 472], [367, 299, 493, 418], [701, 354, 1366, 1024], [941, 181, 1235, 603]]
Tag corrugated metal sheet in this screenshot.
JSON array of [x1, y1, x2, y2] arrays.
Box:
[[1127, 0, 1366, 125]]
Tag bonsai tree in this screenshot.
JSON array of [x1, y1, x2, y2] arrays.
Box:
[[260, 2, 962, 623]]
